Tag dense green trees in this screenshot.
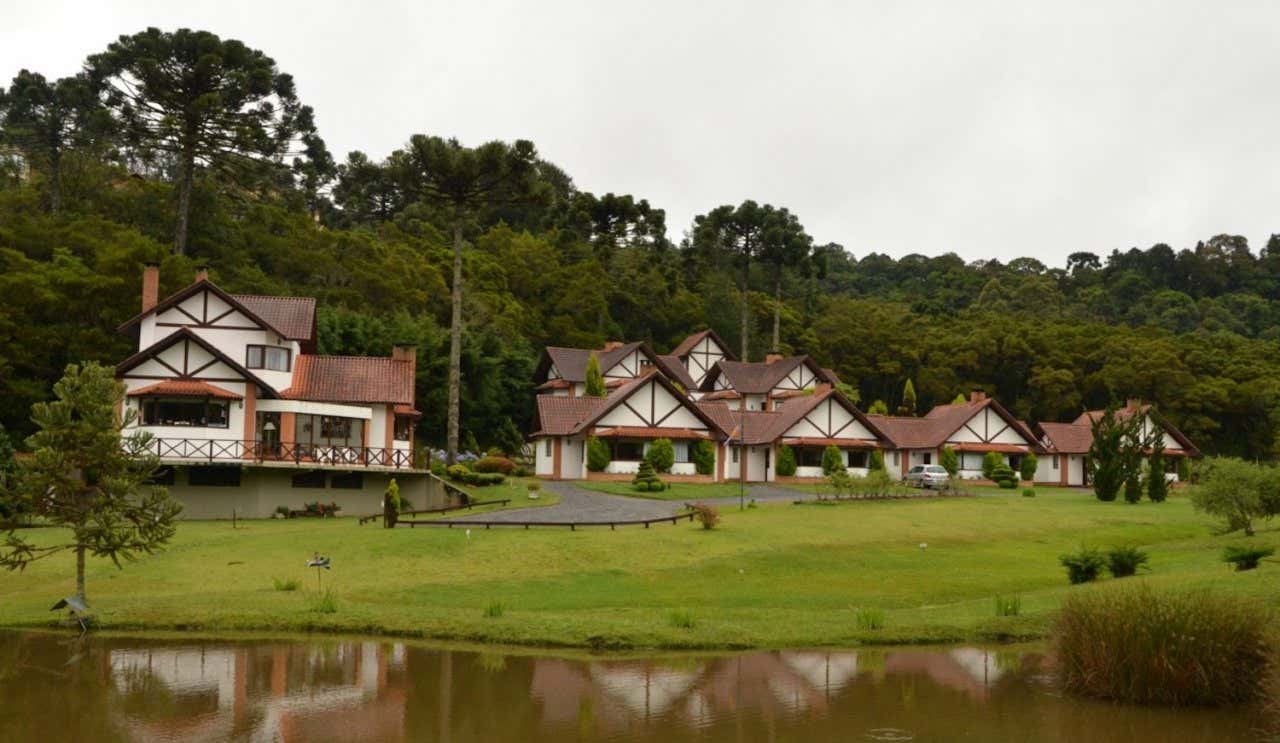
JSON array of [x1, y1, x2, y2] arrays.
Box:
[[3, 28, 1280, 463]]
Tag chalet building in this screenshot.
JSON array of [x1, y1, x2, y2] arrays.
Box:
[[534, 341, 661, 396], [1033, 399, 1200, 486], [531, 373, 725, 480], [868, 391, 1044, 480], [698, 353, 842, 411], [115, 265, 434, 519]]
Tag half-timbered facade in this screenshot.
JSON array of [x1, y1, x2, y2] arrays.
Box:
[[534, 341, 661, 397], [1033, 399, 1200, 486], [666, 329, 734, 391], [699, 354, 839, 412], [115, 265, 432, 518]]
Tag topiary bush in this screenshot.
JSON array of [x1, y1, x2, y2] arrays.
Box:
[[473, 456, 516, 475], [463, 472, 505, 486], [1224, 545, 1275, 571], [940, 446, 958, 476], [775, 445, 797, 477], [982, 451, 1002, 480], [821, 445, 844, 476], [447, 463, 469, 481], [869, 449, 885, 472], [586, 436, 610, 472], [691, 439, 715, 475], [645, 438, 675, 473], [1019, 453, 1038, 482], [1060, 546, 1106, 584], [991, 462, 1018, 489], [1022, 487, 1036, 498], [632, 460, 665, 492]]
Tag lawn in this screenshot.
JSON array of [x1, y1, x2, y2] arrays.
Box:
[[1, 489, 1274, 651], [573, 479, 750, 501]]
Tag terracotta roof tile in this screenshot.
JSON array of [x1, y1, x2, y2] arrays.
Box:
[[654, 354, 697, 389], [532, 396, 607, 437], [127, 379, 242, 399], [1037, 422, 1093, 453], [670, 330, 712, 357], [542, 342, 648, 382], [283, 355, 414, 405], [232, 294, 316, 341]]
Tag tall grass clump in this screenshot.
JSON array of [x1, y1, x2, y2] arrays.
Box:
[[309, 589, 338, 614], [668, 609, 696, 629], [994, 594, 1021, 617], [1054, 585, 1273, 706], [855, 607, 885, 630], [483, 601, 505, 618], [272, 577, 301, 592]]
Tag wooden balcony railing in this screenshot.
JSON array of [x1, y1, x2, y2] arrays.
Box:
[[137, 438, 419, 470]]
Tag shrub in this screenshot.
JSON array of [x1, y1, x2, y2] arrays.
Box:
[[692, 504, 720, 530], [526, 481, 542, 493], [385, 478, 402, 513], [825, 468, 854, 499], [1223, 545, 1275, 571], [303, 501, 340, 517], [273, 577, 301, 591], [1053, 586, 1274, 705], [691, 439, 715, 475], [868, 449, 885, 472], [994, 594, 1021, 617], [939, 446, 958, 476], [310, 589, 338, 614], [483, 601, 505, 618], [1177, 456, 1191, 483], [463, 472, 505, 487], [586, 436, 610, 472], [632, 460, 665, 492], [1190, 457, 1280, 536], [1019, 453, 1038, 482], [274, 505, 291, 518], [473, 456, 516, 475], [669, 609, 696, 629], [991, 462, 1018, 489], [981, 451, 1002, 480], [1022, 487, 1035, 498], [512, 465, 532, 477], [1123, 474, 1143, 504], [1060, 546, 1106, 584], [775, 445, 797, 477], [430, 460, 447, 477], [821, 445, 844, 476], [645, 438, 675, 473], [855, 607, 885, 630], [1106, 545, 1149, 578], [447, 464, 469, 482]]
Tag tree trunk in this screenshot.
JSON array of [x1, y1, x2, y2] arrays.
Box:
[[174, 152, 195, 255], [49, 148, 61, 216], [446, 218, 463, 465], [771, 273, 782, 353], [75, 544, 85, 602], [739, 260, 750, 362]]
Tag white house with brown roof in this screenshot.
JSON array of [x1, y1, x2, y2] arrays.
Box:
[[534, 341, 661, 396], [1033, 399, 1200, 486], [868, 391, 1044, 480], [699, 354, 839, 412], [115, 265, 433, 518], [531, 373, 725, 480]]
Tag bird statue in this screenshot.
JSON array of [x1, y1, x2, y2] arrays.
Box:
[[50, 595, 89, 634], [307, 553, 331, 591]]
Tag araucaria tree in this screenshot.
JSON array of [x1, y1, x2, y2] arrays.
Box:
[[394, 135, 544, 464], [0, 70, 109, 214], [692, 201, 809, 359], [89, 27, 320, 254], [584, 351, 606, 397], [0, 363, 181, 603]]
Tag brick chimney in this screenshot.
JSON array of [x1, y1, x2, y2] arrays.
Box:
[[969, 389, 987, 403], [765, 352, 784, 364], [195, 266, 210, 283], [141, 263, 160, 312], [601, 340, 624, 352]]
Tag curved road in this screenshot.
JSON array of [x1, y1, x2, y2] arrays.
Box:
[[443, 481, 813, 525]]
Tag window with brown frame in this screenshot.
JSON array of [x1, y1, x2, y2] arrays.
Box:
[[394, 416, 414, 441], [140, 398, 229, 428], [246, 345, 291, 372]]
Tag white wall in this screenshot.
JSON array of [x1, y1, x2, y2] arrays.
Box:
[[562, 438, 585, 479], [122, 379, 248, 445], [947, 408, 1031, 446], [535, 437, 554, 476], [792, 465, 870, 479]]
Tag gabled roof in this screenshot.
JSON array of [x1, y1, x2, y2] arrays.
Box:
[[654, 354, 697, 390], [694, 402, 781, 445], [531, 396, 605, 437], [570, 373, 725, 436], [699, 356, 835, 394], [117, 278, 316, 343], [694, 388, 890, 447], [126, 379, 242, 400], [868, 397, 1040, 451], [1066, 404, 1199, 456], [534, 341, 658, 383], [670, 328, 736, 360], [282, 355, 414, 405], [1035, 421, 1094, 454], [115, 327, 280, 398]]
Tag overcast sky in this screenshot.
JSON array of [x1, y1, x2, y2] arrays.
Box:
[[5, 1, 1278, 265]]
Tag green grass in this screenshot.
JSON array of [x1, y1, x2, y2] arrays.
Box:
[[2, 489, 1276, 651], [574, 479, 750, 501]]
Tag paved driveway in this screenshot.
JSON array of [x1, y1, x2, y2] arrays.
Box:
[[444, 481, 680, 524]]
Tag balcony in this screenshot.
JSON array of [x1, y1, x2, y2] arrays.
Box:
[[134, 438, 421, 471]]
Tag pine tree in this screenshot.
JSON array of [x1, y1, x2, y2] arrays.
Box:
[[898, 379, 917, 416], [632, 460, 664, 492], [1147, 434, 1168, 503], [584, 351, 606, 397]]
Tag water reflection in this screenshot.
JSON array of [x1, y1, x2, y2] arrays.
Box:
[[0, 631, 1262, 742]]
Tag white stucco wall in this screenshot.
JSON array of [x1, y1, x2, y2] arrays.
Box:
[[562, 438, 585, 479], [121, 379, 248, 445], [535, 437, 554, 476]]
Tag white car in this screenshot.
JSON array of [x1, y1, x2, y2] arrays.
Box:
[[905, 464, 950, 489]]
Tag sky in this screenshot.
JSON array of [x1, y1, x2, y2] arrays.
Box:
[[4, 1, 1279, 266]]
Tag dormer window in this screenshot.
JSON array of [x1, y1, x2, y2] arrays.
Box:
[[247, 345, 291, 372]]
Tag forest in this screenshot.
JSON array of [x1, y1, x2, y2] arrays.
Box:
[[2, 28, 1280, 460]]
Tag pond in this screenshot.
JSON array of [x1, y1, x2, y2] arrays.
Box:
[[0, 630, 1264, 742]]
